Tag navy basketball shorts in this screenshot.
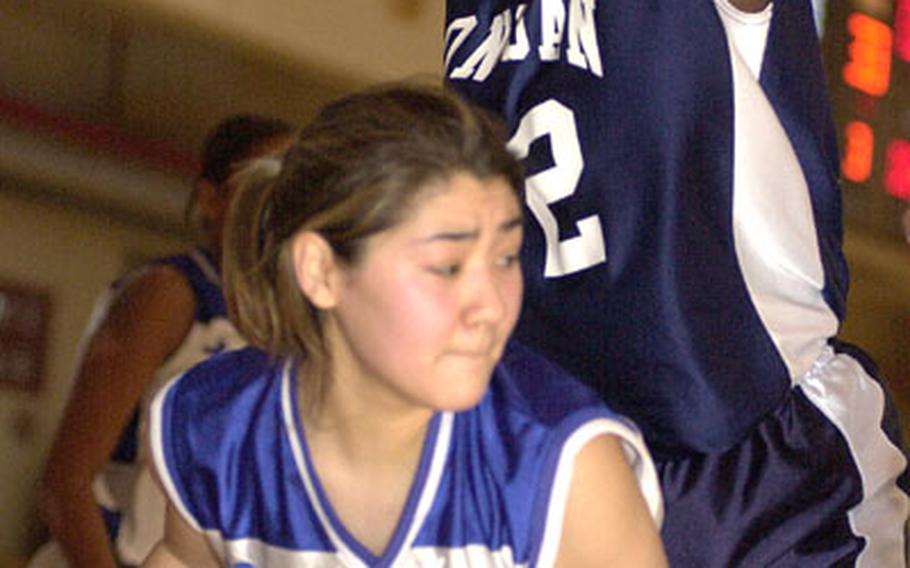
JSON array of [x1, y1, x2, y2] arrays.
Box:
[[657, 345, 908, 567]]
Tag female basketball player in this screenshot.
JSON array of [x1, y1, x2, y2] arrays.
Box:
[[142, 84, 666, 567], [33, 115, 292, 568]]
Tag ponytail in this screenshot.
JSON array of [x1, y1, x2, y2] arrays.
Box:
[[222, 156, 329, 382], [222, 158, 286, 352]]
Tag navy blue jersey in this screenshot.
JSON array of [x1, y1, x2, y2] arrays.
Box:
[[149, 342, 661, 567], [445, 0, 846, 456]]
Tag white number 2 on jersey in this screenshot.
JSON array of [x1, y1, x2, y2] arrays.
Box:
[[507, 99, 606, 277]]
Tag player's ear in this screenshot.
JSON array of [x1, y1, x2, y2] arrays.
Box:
[[290, 231, 340, 309]]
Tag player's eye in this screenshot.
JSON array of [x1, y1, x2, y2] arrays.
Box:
[[496, 254, 520, 269], [429, 264, 461, 277]]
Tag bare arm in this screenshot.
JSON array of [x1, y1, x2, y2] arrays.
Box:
[[555, 435, 668, 568], [143, 505, 220, 568], [38, 265, 196, 568]]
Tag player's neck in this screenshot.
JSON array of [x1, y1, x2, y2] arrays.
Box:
[[303, 332, 436, 458], [300, 382, 432, 557], [302, 388, 431, 463], [727, 0, 771, 12]]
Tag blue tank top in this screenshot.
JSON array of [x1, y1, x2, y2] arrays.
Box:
[[98, 248, 246, 565], [106, 248, 233, 464], [149, 342, 661, 567]]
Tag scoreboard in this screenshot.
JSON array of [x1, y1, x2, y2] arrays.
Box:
[[823, 0, 910, 240]]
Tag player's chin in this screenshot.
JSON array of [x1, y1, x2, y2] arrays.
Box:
[[435, 360, 498, 412], [438, 390, 489, 413]]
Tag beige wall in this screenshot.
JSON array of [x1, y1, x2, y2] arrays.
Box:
[[0, 183, 188, 559], [91, 0, 446, 85]]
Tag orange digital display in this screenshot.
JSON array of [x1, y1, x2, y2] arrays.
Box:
[[842, 12, 893, 97], [842, 121, 875, 183], [884, 139, 910, 201]]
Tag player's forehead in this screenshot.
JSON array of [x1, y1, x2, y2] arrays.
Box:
[[399, 173, 521, 237]]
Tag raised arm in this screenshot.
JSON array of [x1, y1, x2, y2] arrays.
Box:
[[555, 435, 668, 568], [38, 265, 196, 568]]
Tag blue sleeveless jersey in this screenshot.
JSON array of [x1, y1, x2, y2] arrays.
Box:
[[149, 343, 661, 567], [444, 0, 846, 456], [108, 248, 232, 464], [100, 248, 246, 565]]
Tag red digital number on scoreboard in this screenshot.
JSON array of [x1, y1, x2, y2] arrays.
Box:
[[885, 139, 910, 201], [843, 121, 875, 183], [842, 12, 893, 97], [896, 0, 910, 62]]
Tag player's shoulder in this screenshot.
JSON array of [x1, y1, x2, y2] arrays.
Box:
[[189, 344, 270, 372], [162, 347, 278, 414], [153, 249, 224, 314], [153, 347, 285, 474], [150, 347, 289, 534], [109, 256, 191, 299], [153, 248, 217, 279]]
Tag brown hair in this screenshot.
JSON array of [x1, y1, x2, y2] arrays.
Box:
[[185, 114, 294, 229], [222, 82, 523, 391]]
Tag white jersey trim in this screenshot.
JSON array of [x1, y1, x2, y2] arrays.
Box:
[[279, 362, 367, 568], [280, 362, 456, 567], [714, 0, 772, 79], [386, 411, 454, 566], [193, 536, 527, 567], [188, 247, 221, 287], [535, 418, 663, 568], [797, 347, 909, 568], [721, 5, 839, 382], [149, 373, 205, 535]]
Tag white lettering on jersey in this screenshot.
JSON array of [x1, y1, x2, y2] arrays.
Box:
[[508, 100, 606, 277], [449, 10, 510, 81], [445, 15, 478, 72], [503, 4, 530, 61], [445, 0, 603, 80], [566, 0, 602, 76], [539, 0, 566, 62]]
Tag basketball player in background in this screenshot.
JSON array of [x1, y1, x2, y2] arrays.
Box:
[[31, 115, 292, 568]]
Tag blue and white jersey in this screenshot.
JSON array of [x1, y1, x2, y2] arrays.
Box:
[[149, 343, 662, 567], [94, 248, 246, 566], [445, 0, 846, 456]]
